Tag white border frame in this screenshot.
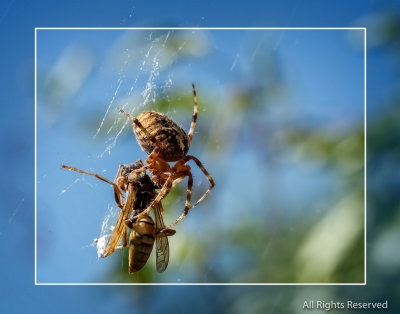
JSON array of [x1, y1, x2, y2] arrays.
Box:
[[35, 27, 367, 286]]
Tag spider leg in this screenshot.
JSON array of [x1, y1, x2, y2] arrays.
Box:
[[187, 84, 198, 146], [115, 226, 128, 250], [171, 176, 185, 189], [61, 164, 125, 209], [155, 229, 176, 237], [159, 171, 193, 233], [185, 155, 215, 209], [113, 164, 124, 183], [130, 163, 152, 177], [113, 164, 126, 207]]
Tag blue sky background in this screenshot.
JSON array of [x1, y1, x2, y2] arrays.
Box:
[[36, 28, 364, 284], [1, 0, 400, 313]]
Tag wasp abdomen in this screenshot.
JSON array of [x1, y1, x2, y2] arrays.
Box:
[[128, 214, 156, 274], [134, 111, 189, 162]]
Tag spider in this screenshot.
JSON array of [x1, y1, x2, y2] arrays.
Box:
[[118, 84, 215, 233]]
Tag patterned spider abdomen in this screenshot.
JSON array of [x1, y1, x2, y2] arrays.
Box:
[[134, 111, 189, 162]]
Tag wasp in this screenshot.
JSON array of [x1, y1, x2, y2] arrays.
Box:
[[120, 162, 176, 273], [62, 161, 175, 273]]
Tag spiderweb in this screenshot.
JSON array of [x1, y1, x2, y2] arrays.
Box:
[[92, 30, 189, 257], [96, 31, 173, 158], [95, 203, 120, 258]]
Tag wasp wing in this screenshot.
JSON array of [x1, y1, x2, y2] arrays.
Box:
[[154, 202, 170, 273], [102, 185, 136, 258]]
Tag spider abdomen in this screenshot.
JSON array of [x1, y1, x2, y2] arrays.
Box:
[[134, 111, 189, 162]]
